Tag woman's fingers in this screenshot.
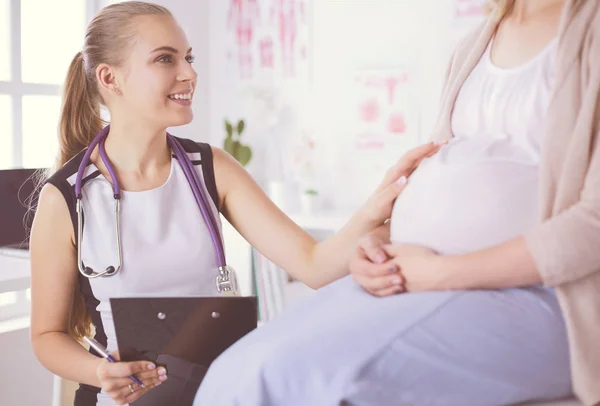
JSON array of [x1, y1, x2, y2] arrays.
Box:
[[353, 269, 404, 292], [103, 368, 167, 392], [97, 358, 167, 404], [98, 359, 156, 380], [365, 176, 408, 225], [352, 256, 397, 278], [375, 140, 448, 192], [115, 383, 154, 405], [136, 366, 167, 382], [368, 283, 405, 297], [357, 234, 388, 264], [104, 373, 167, 405], [363, 243, 388, 264], [397, 140, 448, 171]]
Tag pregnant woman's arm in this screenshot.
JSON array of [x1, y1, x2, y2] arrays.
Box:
[[438, 237, 541, 290], [392, 237, 543, 292]]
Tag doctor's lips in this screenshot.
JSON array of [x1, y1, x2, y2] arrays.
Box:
[[168, 88, 194, 105]]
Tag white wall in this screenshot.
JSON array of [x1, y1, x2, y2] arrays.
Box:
[[206, 0, 485, 214]]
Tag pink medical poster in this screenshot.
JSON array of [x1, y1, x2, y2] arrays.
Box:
[[225, 0, 310, 81], [455, 0, 486, 18], [352, 69, 418, 151], [227, 0, 261, 79]]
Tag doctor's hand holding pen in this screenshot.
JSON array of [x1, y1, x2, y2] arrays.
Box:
[[96, 352, 166, 405], [92, 345, 167, 405]]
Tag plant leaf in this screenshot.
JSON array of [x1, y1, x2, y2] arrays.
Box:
[[225, 120, 233, 137], [233, 140, 241, 159], [237, 119, 245, 135], [237, 145, 252, 166], [224, 136, 235, 155]]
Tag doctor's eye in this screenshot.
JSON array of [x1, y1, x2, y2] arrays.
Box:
[[157, 54, 172, 64]]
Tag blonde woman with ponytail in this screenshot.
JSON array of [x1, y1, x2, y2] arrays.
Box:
[[28, 2, 440, 405]]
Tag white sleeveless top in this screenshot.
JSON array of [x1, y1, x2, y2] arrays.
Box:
[[390, 37, 557, 254], [78, 156, 223, 353], [47, 139, 222, 405]]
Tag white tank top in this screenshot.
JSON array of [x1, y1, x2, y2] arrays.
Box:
[[78, 155, 222, 353], [390, 36, 557, 254], [47, 139, 222, 405]]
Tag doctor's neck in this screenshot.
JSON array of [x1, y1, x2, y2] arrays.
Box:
[[100, 121, 172, 176]]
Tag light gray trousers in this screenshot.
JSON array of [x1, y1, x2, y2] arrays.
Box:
[[194, 275, 571, 406]]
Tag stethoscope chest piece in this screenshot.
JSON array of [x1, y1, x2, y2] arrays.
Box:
[[216, 266, 239, 296]]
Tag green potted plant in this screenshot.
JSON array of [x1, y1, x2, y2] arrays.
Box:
[[224, 118, 252, 167], [301, 188, 320, 214]]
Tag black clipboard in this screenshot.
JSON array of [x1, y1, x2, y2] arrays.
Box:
[[110, 297, 258, 406]]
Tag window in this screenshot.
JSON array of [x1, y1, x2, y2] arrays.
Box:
[[0, 0, 104, 327], [0, 0, 10, 81], [0, 95, 12, 167], [21, 1, 85, 85], [0, 0, 97, 170]]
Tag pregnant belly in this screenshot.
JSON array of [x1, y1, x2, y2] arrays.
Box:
[[390, 157, 539, 255]]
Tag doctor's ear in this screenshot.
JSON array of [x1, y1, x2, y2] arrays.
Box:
[[96, 63, 122, 95]]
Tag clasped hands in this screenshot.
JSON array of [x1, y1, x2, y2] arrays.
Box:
[[349, 234, 448, 297]]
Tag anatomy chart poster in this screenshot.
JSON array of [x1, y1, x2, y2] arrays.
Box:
[[352, 68, 419, 152], [225, 0, 311, 82]]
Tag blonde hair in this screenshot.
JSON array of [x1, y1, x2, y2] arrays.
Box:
[[56, 1, 172, 341], [484, 0, 513, 18]]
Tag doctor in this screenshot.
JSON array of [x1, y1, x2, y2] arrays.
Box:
[[29, 2, 442, 406]]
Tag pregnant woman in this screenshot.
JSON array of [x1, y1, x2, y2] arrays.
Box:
[[194, 0, 600, 405]]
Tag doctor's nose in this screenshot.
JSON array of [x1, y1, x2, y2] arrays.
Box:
[[177, 62, 198, 83]]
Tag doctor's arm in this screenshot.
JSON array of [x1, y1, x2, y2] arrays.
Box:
[[212, 143, 442, 289], [30, 184, 161, 404]]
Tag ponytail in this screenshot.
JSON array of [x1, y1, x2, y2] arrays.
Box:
[[57, 51, 101, 341], [56, 51, 102, 170]]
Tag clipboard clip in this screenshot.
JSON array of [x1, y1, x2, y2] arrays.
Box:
[[216, 266, 239, 296]]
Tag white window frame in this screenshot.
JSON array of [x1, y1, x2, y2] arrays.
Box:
[[0, 0, 99, 169], [0, 0, 103, 322]]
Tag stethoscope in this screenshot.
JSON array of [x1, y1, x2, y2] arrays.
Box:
[[74, 125, 239, 296]]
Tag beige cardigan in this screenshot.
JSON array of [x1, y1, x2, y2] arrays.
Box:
[[430, 1, 600, 404]]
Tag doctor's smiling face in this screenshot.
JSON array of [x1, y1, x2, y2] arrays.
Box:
[[100, 14, 198, 129]]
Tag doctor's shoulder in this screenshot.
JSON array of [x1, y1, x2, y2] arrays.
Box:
[[32, 155, 84, 250], [32, 182, 76, 248], [207, 144, 255, 208]]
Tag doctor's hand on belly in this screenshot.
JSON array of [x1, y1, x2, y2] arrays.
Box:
[[357, 141, 447, 227]]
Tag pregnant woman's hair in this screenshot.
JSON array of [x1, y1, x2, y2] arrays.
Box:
[[485, 0, 511, 16]]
